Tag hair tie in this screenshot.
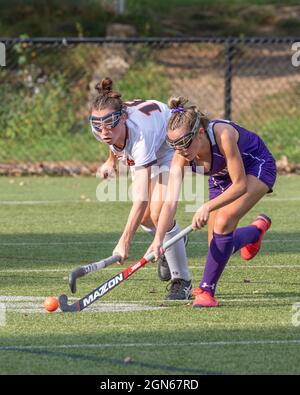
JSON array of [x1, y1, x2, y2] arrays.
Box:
[[171, 106, 185, 113]]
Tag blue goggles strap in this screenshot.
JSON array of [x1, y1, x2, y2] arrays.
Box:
[[166, 132, 194, 150], [89, 109, 124, 123], [89, 109, 125, 140]]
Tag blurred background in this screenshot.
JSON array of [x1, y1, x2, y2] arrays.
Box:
[[0, 0, 299, 174]]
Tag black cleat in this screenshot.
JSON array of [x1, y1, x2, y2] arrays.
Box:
[[157, 234, 189, 282], [165, 278, 192, 300]]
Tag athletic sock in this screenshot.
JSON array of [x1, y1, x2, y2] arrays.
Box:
[[199, 232, 234, 296], [232, 226, 261, 254], [163, 222, 191, 281]]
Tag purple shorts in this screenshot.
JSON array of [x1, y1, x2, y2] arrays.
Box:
[[208, 154, 277, 200]]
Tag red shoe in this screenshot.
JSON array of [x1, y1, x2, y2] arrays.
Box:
[[192, 289, 219, 308], [240, 214, 271, 261], [192, 288, 203, 296]]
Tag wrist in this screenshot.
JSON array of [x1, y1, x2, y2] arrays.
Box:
[[154, 235, 164, 245], [107, 159, 115, 166], [120, 234, 131, 246], [206, 202, 212, 212]]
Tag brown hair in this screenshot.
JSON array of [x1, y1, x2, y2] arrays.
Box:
[[167, 96, 209, 131], [92, 77, 123, 112]]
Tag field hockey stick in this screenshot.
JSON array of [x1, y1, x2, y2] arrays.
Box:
[[59, 224, 194, 313], [69, 255, 122, 294]]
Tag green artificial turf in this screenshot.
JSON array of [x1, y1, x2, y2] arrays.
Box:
[[0, 175, 299, 374]]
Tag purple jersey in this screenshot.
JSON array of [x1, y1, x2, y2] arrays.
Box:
[[191, 120, 277, 199]]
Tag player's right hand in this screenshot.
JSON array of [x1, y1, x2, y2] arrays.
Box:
[[97, 160, 116, 179], [145, 239, 164, 262], [113, 240, 129, 265]]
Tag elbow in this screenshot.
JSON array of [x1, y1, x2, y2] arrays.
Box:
[[232, 178, 247, 198], [238, 180, 247, 196]]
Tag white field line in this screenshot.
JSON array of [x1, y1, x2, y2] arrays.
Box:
[[1, 339, 300, 351], [2, 302, 164, 313], [0, 301, 297, 315], [1, 197, 300, 205], [0, 297, 165, 313], [0, 295, 298, 304], [0, 239, 299, 246], [0, 295, 297, 301], [0, 295, 298, 315], [0, 264, 299, 273], [0, 266, 299, 274]]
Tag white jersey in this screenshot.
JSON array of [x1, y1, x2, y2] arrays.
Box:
[[110, 100, 173, 169]]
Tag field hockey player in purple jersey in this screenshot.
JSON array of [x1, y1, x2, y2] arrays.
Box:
[[146, 96, 277, 308]]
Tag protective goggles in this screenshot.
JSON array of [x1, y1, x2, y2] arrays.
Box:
[[166, 114, 201, 150], [89, 109, 124, 138]]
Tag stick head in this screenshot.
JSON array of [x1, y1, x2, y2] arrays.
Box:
[[58, 294, 69, 310], [69, 272, 78, 294], [58, 294, 80, 312], [68, 267, 86, 294]]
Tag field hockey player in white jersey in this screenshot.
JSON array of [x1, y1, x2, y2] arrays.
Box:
[[89, 77, 192, 300]]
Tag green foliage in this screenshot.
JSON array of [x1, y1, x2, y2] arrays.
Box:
[[0, 49, 171, 161], [276, 17, 300, 35], [1, 76, 71, 140], [0, 0, 119, 37], [116, 62, 170, 102], [236, 85, 300, 163], [126, 0, 300, 36], [0, 72, 103, 161], [0, 0, 299, 37], [258, 114, 300, 163]]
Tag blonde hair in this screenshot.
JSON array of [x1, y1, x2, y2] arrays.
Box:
[[167, 96, 209, 131], [92, 77, 123, 112]]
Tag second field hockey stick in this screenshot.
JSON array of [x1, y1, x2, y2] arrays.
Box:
[[69, 255, 122, 294], [59, 224, 194, 312]]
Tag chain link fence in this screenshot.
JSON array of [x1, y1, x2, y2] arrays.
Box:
[[0, 37, 299, 169]]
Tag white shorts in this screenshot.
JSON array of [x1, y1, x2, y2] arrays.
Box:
[[131, 141, 174, 180]]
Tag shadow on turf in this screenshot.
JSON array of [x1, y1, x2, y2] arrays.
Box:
[[1, 347, 224, 375], [1, 327, 300, 375], [1, 231, 300, 268]]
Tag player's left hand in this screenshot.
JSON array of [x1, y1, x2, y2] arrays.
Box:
[[192, 203, 210, 230], [113, 240, 129, 264]]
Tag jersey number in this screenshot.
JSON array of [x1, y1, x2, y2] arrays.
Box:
[[125, 99, 161, 116]]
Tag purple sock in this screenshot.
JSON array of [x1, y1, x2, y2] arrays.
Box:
[[232, 226, 261, 254], [199, 232, 234, 296]]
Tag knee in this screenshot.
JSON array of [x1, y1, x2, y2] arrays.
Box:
[[213, 213, 237, 234], [141, 206, 163, 229], [141, 216, 154, 229], [150, 210, 161, 228]]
